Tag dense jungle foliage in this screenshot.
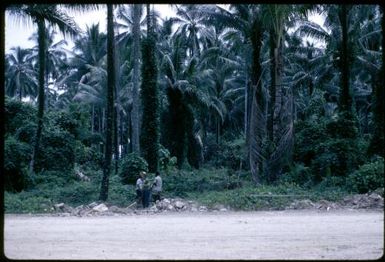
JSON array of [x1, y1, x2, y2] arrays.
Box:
[[3, 4, 384, 212]]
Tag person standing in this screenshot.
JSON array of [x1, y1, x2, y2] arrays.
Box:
[[135, 171, 145, 207], [152, 171, 163, 202], [142, 175, 151, 208]]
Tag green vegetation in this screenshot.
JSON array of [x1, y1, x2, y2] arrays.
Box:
[[118, 153, 148, 185], [4, 4, 384, 213]]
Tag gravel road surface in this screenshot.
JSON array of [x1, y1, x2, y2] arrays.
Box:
[[4, 210, 384, 260]]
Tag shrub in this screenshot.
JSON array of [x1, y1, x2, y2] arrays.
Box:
[[4, 136, 32, 192], [163, 168, 243, 198], [346, 157, 384, 194], [48, 103, 91, 141], [107, 175, 137, 206], [204, 136, 247, 170], [279, 163, 312, 186], [4, 96, 36, 134], [74, 142, 103, 168], [15, 121, 37, 144], [159, 145, 177, 172], [295, 116, 368, 184], [4, 191, 53, 213], [57, 182, 99, 206], [35, 127, 76, 172], [118, 153, 148, 185]]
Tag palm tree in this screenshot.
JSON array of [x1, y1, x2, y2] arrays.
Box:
[[59, 23, 107, 133], [202, 5, 267, 181], [29, 26, 69, 108], [7, 4, 80, 173], [5, 46, 37, 100], [99, 4, 115, 202], [140, 4, 160, 172], [369, 4, 384, 157], [117, 4, 144, 154], [196, 28, 244, 144], [172, 4, 211, 58]]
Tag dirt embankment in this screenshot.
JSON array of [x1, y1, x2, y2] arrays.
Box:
[[46, 191, 384, 217]]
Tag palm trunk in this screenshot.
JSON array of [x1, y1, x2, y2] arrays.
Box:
[[339, 5, 352, 115], [244, 68, 248, 138], [114, 105, 119, 173], [248, 24, 263, 183], [216, 117, 220, 144], [268, 30, 276, 143], [114, 37, 120, 174], [99, 4, 115, 201], [91, 105, 95, 133], [131, 4, 141, 153], [369, 5, 385, 157], [29, 18, 46, 173]]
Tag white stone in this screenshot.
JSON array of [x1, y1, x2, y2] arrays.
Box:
[[88, 202, 99, 208], [54, 203, 65, 210], [92, 203, 108, 212], [175, 201, 185, 209], [199, 206, 208, 211]]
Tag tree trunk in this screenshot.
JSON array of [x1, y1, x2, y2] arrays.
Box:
[[369, 5, 385, 157], [114, 36, 120, 174], [248, 24, 263, 184], [113, 104, 119, 174], [140, 4, 160, 172], [339, 5, 352, 115], [91, 105, 95, 133], [268, 30, 276, 143], [99, 4, 115, 201], [131, 4, 141, 154], [29, 18, 46, 173]]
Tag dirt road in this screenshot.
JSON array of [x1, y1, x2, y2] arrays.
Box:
[[4, 210, 384, 260]]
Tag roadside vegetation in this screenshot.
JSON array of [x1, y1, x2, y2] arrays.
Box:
[[4, 4, 384, 213]]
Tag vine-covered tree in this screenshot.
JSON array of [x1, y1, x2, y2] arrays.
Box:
[[140, 4, 160, 172]]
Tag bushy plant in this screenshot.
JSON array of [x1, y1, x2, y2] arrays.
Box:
[[15, 121, 37, 144], [204, 136, 247, 170], [57, 182, 99, 206], [279, 163, 312, 186], [4, 96, 36, 134], [346, 157, 384, 193], [74, 141, 103, 168], [158, 145, 177, 173], [35, 127, 76, 172], [107, 175, 137, 206], [4, 191, 54, 213], [48, 103, 91, 141], [163, 168, 243, 197], [118, 153, 148, 185], [294, 116, 367, 184], [4, 136, 32, 192], [294, 119, 327, 166]]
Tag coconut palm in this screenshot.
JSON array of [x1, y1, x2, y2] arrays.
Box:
[[7, 4, 80, 173], [114, 4, 145, 154], [29, 26, 69, 108], [5, 46, 37, 100]]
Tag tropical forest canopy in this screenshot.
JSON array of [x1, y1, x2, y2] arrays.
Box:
[[4, 4, 384, 208]]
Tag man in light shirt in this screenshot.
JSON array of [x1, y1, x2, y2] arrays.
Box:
[[152, 171, 163, 202], [135, 171, 146, 207]]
